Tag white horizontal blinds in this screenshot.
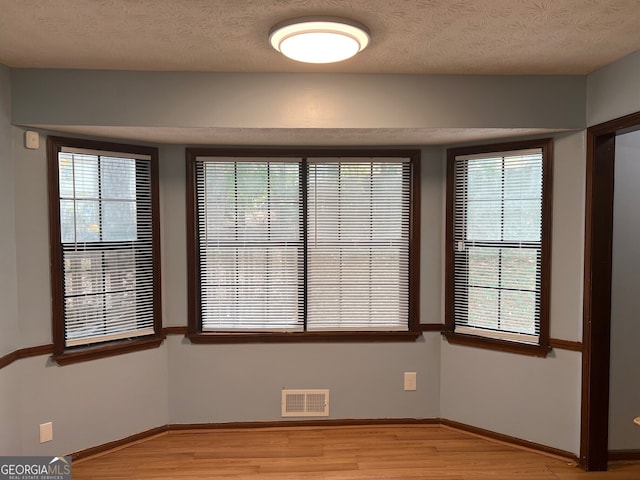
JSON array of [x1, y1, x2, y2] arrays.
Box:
[[196, 159, 303, 332], [453, 149, 543, 343], [58, 150, 155, 347], [307, 159, 410, 331]]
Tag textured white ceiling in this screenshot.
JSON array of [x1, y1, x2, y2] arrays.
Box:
[[1, 0, 639, 74]]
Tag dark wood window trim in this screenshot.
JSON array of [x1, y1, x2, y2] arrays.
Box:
[[186, 331, 421, 344], [0, 333, 581, 371], [444, 139, 553, 357], [186, 148, 421, 343], [418, 323, 445, 332], [52, 336, 165, 366], [47, 136, 163, 365]]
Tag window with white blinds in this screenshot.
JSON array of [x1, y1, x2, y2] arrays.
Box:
[[189, 151, 416, 336], [307, 160, 410, 331], [446, 140, 552, 351], [49, 139, 161, 352], [195, 159, 303, 332]]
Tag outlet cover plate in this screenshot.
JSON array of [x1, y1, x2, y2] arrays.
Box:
[[404, 372, 417, 391], [39, 422, 53, 443]]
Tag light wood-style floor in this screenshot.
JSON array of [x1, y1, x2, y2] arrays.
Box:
[[72, 425, 640, 479]]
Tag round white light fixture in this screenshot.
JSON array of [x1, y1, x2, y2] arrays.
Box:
[[269, 16, 370, 64]]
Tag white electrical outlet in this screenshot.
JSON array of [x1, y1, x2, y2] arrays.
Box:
[[404, 372, 417, 391], [39, 422, 53, 443]]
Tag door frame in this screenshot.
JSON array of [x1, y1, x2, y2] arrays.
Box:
[[581, 110, 640, 470]]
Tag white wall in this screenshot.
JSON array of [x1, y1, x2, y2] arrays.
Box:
[[440, 131, 586, 454], [609, 131, 640, 450], [587, 49, 640, 126]]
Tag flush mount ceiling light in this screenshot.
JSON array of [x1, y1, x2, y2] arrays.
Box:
[[269, 16, 370, 64]]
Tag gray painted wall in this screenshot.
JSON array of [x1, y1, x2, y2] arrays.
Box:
[[162, 145, 444, 424], [440, 343, 582, 452], [18, 348, 169, 456], [0, 63, 597, 456], [0, 64, 22, 456], [609, 131, 640, 450], [11, 70, 586, 130], [168, 336, 441, 424], [440, 131, 586, 454], [2, 127, 445, 454], [585, 49, 640, 450], [13, 127, 53, 347], [161, 143, 444, 421], [0, 365, 22, 455], [587, 49, 640, 126], [0, 65, 18, 356], [1, 126, 170, 457]]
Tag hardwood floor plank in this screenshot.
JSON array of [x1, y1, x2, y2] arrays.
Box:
[[71, 425, 640, 479]]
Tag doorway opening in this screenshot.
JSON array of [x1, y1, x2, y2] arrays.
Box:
[[581, 111, 640, 471]]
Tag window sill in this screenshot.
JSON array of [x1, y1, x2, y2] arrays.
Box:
[[442, 331, 551, 357], [187, 331, 422, 344], [52, 335, 165, 366]]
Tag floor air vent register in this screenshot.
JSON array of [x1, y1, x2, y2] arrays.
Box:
[[281, 389, 329, 417]]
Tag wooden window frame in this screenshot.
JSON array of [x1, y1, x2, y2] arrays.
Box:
[[186, 148, 421, 343], [444, 139, 553, 357], [48, 136, 164, 365]]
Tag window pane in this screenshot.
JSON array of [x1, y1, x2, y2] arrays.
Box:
[[64, 251, 104, 296], [468, 247, 499, 288], [72, 154, 99, 198], [194, 155, 413, 334], [65, 294, 105, 342], [101, 157, 136, 199], [105, 292, 138, 333], [450, 145, 547, 345], [202, 162, 300, 241], [503, 157, 542, 199], [307, 160, 410, 331], [372, 163, 405, 239], [197, 160, 303, 331], [307, 245, 407, 329], [467, 158, 502, 201], [468, 287, 499, 329], [501, 248, 538, 291], [74, 200, 101, 242], [102, 201, 137, 241], [201, 246, 302, 331], [58, 153, 75, 198], [501, 290, 537, 335], [503, 199, 541, 241], [103, 250, 136, 292], [52, 143, 158, 350], [466, 200, 502, 241], [60, 199, 76, 243]]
